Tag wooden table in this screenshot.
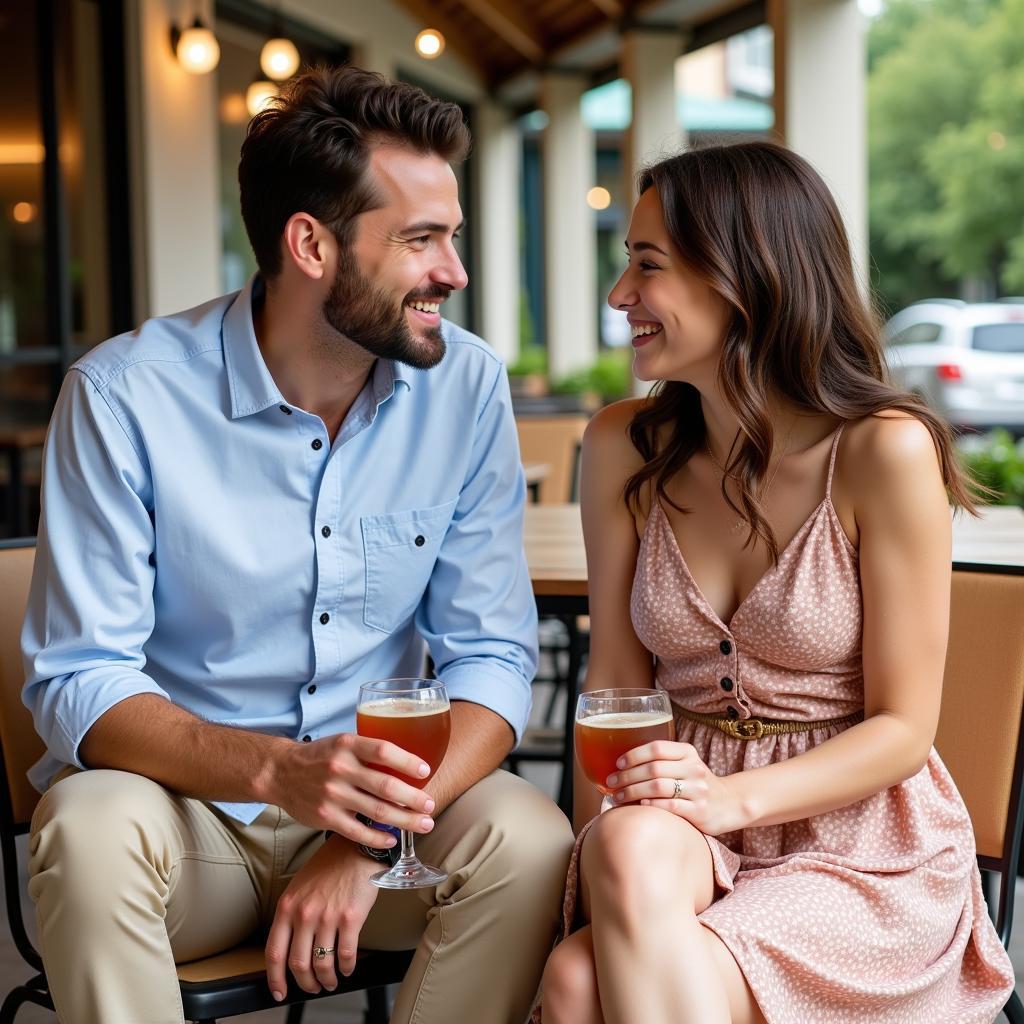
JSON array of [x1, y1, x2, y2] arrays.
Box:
[[526, 503, 1024, 614]]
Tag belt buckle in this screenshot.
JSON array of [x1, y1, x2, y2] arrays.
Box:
[[732, 718, 764, 740]]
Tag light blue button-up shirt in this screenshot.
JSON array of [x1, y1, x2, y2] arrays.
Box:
[[22, 277, 538, 823]]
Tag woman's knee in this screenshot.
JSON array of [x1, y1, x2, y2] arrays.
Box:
[[541, 932, 599, 1018], [581, 805, 713, 906]]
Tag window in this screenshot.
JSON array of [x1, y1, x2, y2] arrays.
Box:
[[216, 2, 350, 293], [972, 323, 1024, 353], [889, 322, 943, 346]]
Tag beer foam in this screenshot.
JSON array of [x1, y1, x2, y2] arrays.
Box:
[[359, 698, 449, 718], [579, 711, 673, 728]]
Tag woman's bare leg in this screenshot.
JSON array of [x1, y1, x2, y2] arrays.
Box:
[[580, 805, 763, 1024], [539, 925, 603, 1024]]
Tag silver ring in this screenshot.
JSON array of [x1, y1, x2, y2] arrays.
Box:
[[672, 778, 684, 800], [313, 945, 335, 961]]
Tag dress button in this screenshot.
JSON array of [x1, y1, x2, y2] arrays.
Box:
[[720, 677, 734, 692], [726, 705, 739, 719], [307, 684, 317, 695], [719, 639, 732, 655], [302, 735, 312, 743], [414, 535, 425, 547], [321, 525, 331, 538], [319, 612, 330, 625], [280, 405, 292, 415], [311, 438, 323, 451]]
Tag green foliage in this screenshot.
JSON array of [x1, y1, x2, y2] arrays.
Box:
[[868, 0, 1024, 309], [960, 429, 1024, 505], [507, 344, 547, 377], [551, 349, 633, 398]]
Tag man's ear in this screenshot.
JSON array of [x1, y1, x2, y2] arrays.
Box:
[[281, 213, 335, 282]]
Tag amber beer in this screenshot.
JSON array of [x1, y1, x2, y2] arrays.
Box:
[[575, 710, 674, 794], [356, 698, 452, 787]]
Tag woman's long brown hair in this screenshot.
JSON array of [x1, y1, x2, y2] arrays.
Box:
[[623, 141, 979, 561]]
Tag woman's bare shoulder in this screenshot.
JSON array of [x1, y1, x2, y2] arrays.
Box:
[[841, 411, 941, 481], [583, 398, 647, 461]]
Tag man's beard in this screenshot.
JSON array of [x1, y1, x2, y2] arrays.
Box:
[[322, 253, 448, 370]]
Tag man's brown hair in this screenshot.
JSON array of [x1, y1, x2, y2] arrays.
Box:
[[238, 65, 471, 277]]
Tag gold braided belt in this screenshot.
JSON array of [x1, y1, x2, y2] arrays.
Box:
[[676, 706, 864, 741]]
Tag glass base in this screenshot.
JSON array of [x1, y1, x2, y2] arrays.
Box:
[[370, 858, 448, 890]]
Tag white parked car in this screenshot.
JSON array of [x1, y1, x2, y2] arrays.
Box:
[[884, 299, 1024, 432]]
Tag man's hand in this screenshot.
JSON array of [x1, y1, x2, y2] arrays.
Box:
[[265, 837, 381, 1000], [264, 733, 437, 848]]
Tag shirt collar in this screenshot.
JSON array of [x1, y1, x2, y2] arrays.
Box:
[[222, 275, 285, 420], [222, 274, 412, 420]]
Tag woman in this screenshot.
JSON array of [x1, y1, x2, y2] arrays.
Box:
[[536, 142, 1014, 1024]]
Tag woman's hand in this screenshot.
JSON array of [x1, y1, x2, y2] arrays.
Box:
[[605, 740, 748, 836]]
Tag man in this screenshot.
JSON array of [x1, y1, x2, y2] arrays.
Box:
[[22, 65, 572, 1024]]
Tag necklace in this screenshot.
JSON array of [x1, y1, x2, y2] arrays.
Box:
[[706, 423, 794, 534]]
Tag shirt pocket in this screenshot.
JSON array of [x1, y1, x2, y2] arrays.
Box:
[[361, 499, 458, 634]]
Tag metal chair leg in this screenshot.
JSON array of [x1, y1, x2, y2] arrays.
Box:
[[0, 982, 54, 1024], [365, 985, 389, 1024], [1004, 987, 1024, 1024]]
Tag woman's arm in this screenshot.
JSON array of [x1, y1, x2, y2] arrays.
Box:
[[725, 412, 952, 829], [574, 399, 657, 832]]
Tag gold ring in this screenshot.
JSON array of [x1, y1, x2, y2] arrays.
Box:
[[313, 945, 335, 961]]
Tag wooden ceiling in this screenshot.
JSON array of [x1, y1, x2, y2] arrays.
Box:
[[394, 0, 662, 90]]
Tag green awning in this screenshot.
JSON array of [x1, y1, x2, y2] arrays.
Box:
[[581, 78, 773, 133]]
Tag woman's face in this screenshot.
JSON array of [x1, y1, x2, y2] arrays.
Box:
[[608, 187, 731, 385]]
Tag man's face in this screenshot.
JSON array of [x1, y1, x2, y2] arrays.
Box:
[[323, 145, 468, 369]]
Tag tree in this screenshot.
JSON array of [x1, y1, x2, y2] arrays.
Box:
[[867, 0, 1022, 311]]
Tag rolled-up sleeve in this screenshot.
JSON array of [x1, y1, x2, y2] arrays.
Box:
[[415, 363, 538, 744], [22, 368, 168, 782]]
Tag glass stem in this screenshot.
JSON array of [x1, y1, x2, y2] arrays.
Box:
[[399, 828, 416, 862]]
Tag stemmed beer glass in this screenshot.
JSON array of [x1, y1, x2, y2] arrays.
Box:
[[356, 678, 451, 889], [575, 688, 674, 797]]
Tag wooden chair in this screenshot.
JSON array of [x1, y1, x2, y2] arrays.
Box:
[[935, 566, 1024, 1023], [0, 538, 412, 1023], [512, 416, 591, 813], [514, 415, 588, 506]]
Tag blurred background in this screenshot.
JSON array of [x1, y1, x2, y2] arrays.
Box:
[[0, 0, 1021, 529]]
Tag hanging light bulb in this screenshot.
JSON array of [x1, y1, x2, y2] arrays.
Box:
[[415, 29, 445, 60], [246, 77, 279, 117], [174, 16, 221, 75], [260, 36, 300, 80]]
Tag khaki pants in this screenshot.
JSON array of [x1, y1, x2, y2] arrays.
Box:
[[28, 767, 573, 1024]]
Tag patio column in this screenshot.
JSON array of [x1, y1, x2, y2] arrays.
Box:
[[769, 0, 867, 285], [473, 101, 521, 364], [540, 71, 597, 380], [621, 27, 687, 206]]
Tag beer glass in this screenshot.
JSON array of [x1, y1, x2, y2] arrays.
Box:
[[575, 688, 674, 795], [357, 678, 452, 888]]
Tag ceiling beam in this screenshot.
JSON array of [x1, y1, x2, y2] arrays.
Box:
[[392, 0, 494, 83], [458, 0, 547, 64]]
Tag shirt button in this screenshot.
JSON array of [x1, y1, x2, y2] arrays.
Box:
[[307, 684, 317, 695], [726, 705, 739, 719], [319, 612, 330, 625], [414, 535, 425, 547], [302, 734, 312, 742], [280, 405, 292, 415], [720, 677, 734, 692], [719, 639, 732, 655], [321, 525, 331, 538], [311, 438, 323, 451]]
